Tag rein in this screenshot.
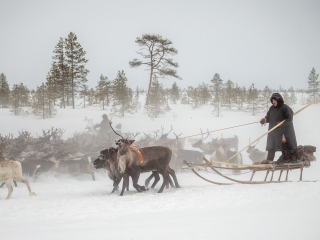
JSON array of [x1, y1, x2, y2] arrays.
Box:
[[136, 121, 259, 148]]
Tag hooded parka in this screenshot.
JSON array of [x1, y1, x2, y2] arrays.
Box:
[[265, 93, 297, 151]]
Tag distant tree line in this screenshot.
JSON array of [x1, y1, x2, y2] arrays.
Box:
[[0, 32, 319, 119]]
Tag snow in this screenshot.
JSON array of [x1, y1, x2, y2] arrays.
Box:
[[0, 95, 320, 240]]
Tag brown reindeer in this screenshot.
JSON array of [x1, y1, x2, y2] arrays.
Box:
[[93, 148, 129, 194], [116, 139, 180, 196], [97, 146, 176, 195]]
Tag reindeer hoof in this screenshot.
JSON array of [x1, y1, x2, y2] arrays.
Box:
[[30, 192, 36, 196]]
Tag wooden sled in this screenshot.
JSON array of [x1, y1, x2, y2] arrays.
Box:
[[183, 156, 315, 185]]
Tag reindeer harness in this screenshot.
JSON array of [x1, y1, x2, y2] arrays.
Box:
[[128, 146, 144, 164]]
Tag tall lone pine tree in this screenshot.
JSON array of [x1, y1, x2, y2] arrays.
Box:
[[129, 34, 181, 104]]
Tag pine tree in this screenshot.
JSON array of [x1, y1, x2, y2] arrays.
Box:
[[10, 83, 30, 115], [45, 73, 57, 117], [307, 67, 319, 103], [65, 32, 89, 109], [211, 73, 223, 117], [288, 92, 297, 105], [18, 83, 30, 107], [0, 73, 10, 108], [49, 62, 61, 106], [239, 87, 247, 110], [247, 84, 259, 116], [170, 82, 180, 104], [31, 83, 46, 119], [30, 83, 56, 119], [87, 88, 96, 106], [132, 86, 141, 113], [79, 84, 90, 108], [190, 87, 200, 108], [129, 34, 181, 105], [52, 38, 68, 108], [145, 76, 170, 119], [11, 84, 20, 115], [197, 83, 212, 106], [224, 80, 234, 109], [95, 74, 112, 110], [180, 86, 194, 105], [259, 86, 272, 112], [111, 70, 133, 118]]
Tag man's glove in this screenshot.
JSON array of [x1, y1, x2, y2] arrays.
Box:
[[260, 118, 266, 125]]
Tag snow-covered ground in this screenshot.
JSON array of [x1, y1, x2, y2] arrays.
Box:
[[1, 95, 319, 240]]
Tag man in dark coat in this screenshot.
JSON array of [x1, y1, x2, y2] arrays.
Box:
[[94, 114, 112, 139], [260, 93, 297, 162]]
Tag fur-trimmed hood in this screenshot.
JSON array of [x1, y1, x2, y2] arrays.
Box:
[[270, 93, 284, 108]]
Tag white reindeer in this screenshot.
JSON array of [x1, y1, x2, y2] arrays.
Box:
[[0, 160, 36, 199]]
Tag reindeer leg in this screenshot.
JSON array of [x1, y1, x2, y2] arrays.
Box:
[[5, 180, 14, 200], [167, 167, 180, 188], [145, 173, 154, 188], [131, 170, 146, 192], [0, 182, 5, 188], [151, 172, 160, 189], [158, 169, 168, 193], [13, 180, 18, 187], [111, 177, 121, 194], [126, 177, 130, 191], [120, 174, 129, 196], [166, 174, 174, 188], [15, 177, 36, 197]]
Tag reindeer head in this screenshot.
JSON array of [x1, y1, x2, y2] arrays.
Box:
[[247, 138, 259, 154], [116, 139, 135, 154], [93, 157, 106, 169], [94, 147, 119, 168], [192, 140, 203, 148]]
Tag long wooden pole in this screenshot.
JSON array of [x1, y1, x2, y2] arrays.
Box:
[[223, 96, 320, 163]]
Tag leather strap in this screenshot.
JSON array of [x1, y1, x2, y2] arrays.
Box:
[[129, 147, 144, 164]]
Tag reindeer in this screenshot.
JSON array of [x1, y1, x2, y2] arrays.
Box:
[[214, 134, 239, 152], [0, 160, 36, 199], [192, 129, 220, 154], [246, 139, 268, 163], [93, 148, 129, 194], [57, 155, 95, 180], [110, 123, 180, 196], [116, 139, 179, 196], [210, 141, 243, 173]]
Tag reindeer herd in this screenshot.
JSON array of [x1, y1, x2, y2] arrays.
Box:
[[0, 125, 267, 199]]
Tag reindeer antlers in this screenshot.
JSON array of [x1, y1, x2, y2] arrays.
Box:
[[200, 128, 210, 141], [109, 122, 125, 139]]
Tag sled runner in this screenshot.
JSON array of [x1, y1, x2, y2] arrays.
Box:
[[183, 145, 316, 184]]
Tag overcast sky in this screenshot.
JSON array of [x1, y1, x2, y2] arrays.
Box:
[[1, 0, 320, 92]]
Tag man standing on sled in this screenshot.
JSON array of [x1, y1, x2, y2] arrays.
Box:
[[259, 93, 297, 163]]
